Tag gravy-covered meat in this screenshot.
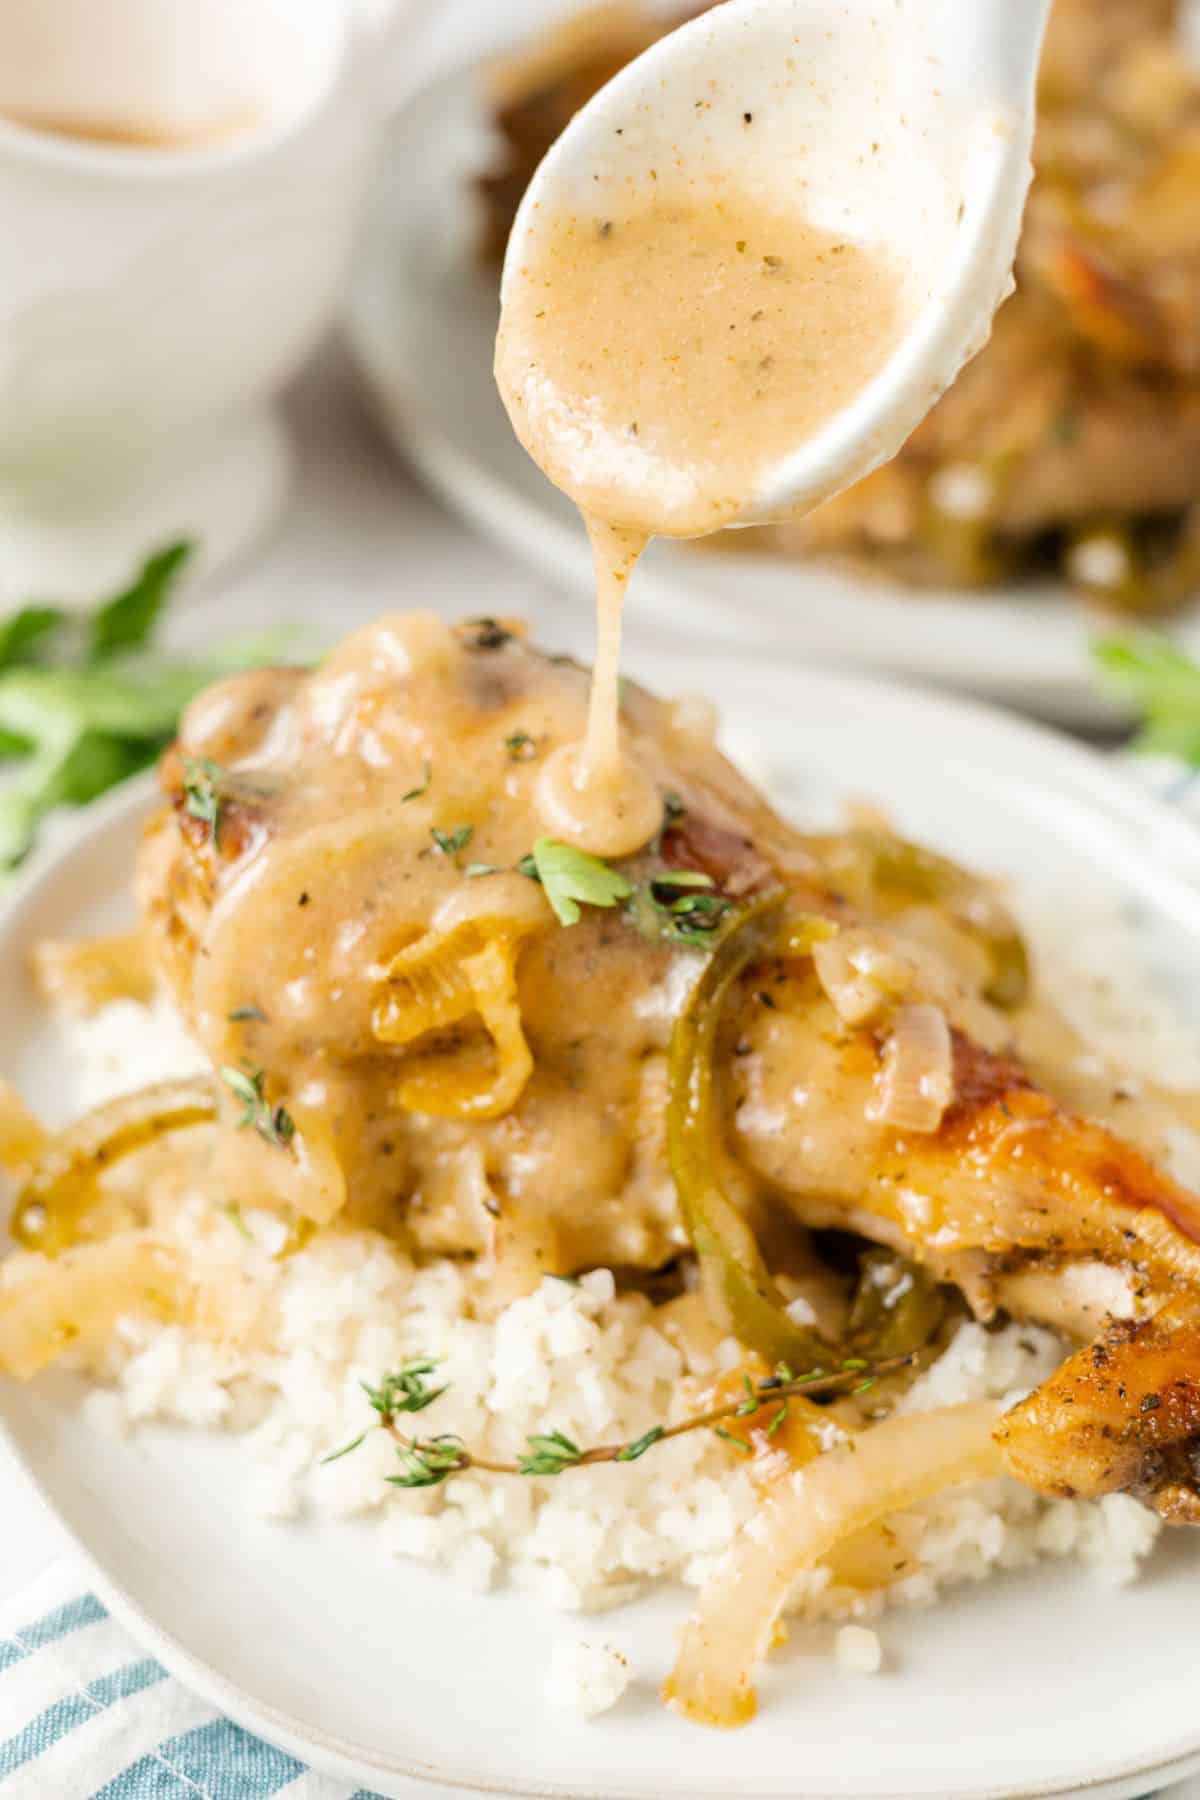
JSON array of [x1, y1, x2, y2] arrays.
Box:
[[138, 613, 1200, 1517]]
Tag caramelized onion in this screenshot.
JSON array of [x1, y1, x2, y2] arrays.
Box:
[[665, 1401, 1003, 1728], [0, 1234, 190, 1380], [0, 1081, 48, 1173], [374, 920, 537, 1120], [10, 1077, 219, 1254], [871, 1003, 954, 1133], [812, 928, 914, 1027]]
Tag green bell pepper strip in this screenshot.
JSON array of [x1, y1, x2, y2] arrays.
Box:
[[666, 893, 831, 1372]]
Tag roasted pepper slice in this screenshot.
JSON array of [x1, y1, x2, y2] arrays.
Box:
[[667, 894, 829, 1371]]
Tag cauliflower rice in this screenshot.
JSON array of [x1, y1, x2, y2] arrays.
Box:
[[2, 933, 1182, 1703]]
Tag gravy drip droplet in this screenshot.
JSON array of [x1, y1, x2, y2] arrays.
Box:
[[536, 519, 662, 856]]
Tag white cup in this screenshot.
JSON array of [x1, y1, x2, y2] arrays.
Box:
[[0, 0, 410, 603]]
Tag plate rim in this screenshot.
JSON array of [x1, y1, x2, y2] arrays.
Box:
[[5, 662, 1200, 1798]]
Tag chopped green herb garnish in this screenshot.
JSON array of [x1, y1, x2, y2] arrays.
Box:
[[734, 1374, 760, 1417], [615, 1425, 665, 1463], [518, 1430, 584, 1476], [182, 757, 225, 849], [219, 1063, 295, 1149], [464, 862, 505, 878], [320, 1431, 367, 1466], [387, 1436, 469, 1489], [401, 759, 432, 803], [228, 1005, 268, 1023], [713, 1425, 753, 1454], [362, 1359, 447, 1417], [504, 730, 538, 761], [629, 867, 734, 949], [431, 824, 474, 858], [520, 836, 632, 926]]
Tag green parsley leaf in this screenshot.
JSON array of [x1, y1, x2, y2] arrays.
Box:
[[521, 836, 632, 926], [0, 606, 65, 671], [504, 730, 538, 762], [0, 541, 294, 880], [87, 540, 193, 662]]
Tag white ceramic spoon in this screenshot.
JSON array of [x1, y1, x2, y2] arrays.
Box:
[[500, 0, 1053, 528]]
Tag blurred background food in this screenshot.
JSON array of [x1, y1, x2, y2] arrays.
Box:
[[478, 0, 1200, 617]]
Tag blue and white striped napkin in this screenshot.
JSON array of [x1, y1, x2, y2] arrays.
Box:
[[0, 1563, 383, 1800]]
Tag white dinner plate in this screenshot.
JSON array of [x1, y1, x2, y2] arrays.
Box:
[[345, 62, 1200, 728], [5, 651, 1200, 1799]]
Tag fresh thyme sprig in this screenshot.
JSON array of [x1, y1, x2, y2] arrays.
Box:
[[401, 759, 432, 803], [431, 824, 473, 858], [320, 1353, 912, 1489], [219, 1063, 296, 1149], [630, 867, 736, 949]]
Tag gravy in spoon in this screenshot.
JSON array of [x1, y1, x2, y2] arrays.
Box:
[[496, 181, 910, 854]]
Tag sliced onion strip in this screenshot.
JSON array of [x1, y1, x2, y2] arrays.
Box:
[[871, 1002, 954, 1134], [0, 1080, 47, 1174], [665, 1400, 1003, 1728], [812, 929, 913, 1027]]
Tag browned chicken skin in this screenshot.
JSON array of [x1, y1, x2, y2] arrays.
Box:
[[141, 617, 1200, 1520]]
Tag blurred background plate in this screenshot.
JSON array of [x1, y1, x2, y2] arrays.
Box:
[[346, 58, 1200, 729]]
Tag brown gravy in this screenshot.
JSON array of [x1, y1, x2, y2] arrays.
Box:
[[497, 184, 909, 856], [496, 186, 909, 540]]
